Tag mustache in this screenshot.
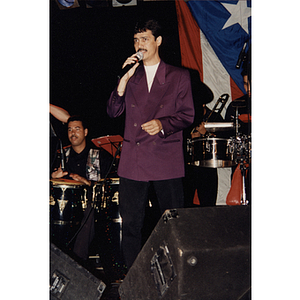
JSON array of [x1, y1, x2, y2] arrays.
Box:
[[138, 48, 147, 52]]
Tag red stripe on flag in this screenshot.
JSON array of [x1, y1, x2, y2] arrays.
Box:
[[176, 0, 203, 81], [230, 77, 244, 101]]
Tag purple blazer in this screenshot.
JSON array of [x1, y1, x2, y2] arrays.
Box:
[[107, 61, 194, 181]]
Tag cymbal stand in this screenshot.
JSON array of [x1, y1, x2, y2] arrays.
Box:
[[240, 162, 249, 206], [235, 106, 239, 137], [233, 107, 249, 205]]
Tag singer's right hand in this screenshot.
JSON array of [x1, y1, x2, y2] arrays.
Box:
[[117, 54, 140, 96], [51, 167, 68, 179], [121, 53, 141, 76]]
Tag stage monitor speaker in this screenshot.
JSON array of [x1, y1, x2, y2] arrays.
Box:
[[50, 243, 106, 300], [119, 206, 250, 300]]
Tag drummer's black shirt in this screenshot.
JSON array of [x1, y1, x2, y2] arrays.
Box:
[[66, 146, 90, 178]]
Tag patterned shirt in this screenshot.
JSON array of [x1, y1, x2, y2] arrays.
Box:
[[64, 146, 101, 182]]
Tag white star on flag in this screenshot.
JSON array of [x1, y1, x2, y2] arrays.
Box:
[[221, 0, 251, 34]]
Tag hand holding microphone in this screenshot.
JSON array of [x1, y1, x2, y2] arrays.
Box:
[[117, 51, 143, 96], [118, 51, 143, 79]]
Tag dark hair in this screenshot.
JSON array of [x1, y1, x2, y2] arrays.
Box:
[[67, 115, 88, 129], [134, 19, 162, 40]]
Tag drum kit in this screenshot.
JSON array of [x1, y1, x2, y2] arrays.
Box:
[[187, 94, 251, 205], [50, 135, 126, 280], [187, 94, 251, 167]]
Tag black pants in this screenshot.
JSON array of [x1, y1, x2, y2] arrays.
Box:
[[119, 177, 184, 269]]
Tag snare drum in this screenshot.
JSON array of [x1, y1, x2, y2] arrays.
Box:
[[187, 137, 236, 168], [93, 178, 126, 280], [50, 178, 87, 249]]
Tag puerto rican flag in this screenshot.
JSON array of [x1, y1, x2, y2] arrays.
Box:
[[175, 0, 251, 204], [176, 0, 251, 113]]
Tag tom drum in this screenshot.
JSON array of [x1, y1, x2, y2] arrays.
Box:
[[50, 178, 87, 250], [187, 137, 236, 168], [93, 178, 126, 280]]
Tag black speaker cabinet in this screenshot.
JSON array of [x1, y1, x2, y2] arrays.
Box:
[[50, 243, 106, 300], [119, 206, 250, 300]]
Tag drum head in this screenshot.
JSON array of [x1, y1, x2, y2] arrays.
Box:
[[50, 178, 86, 188]]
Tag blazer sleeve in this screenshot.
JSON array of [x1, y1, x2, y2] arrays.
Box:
[[107, 87, 126, 118], [158, 69, 195, 138]]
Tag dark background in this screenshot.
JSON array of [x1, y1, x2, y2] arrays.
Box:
[[50, 0, 183, 145]]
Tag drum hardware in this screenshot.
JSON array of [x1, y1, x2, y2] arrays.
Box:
[[81, 188, 88, 211], [59, 139, 66, 172], [101, 180, 106, 210], [233, 134, 251, 206], [56, 186, 70, 214], [190, 94, 230, 136], [226, 134, 251, 206], [240, 163, 249, 206], [57, 198, 68, 214], [50, 195, 56, 206], [92, 180, 106, 212], [204, 122, 234, 133], [205, 93, 229, 122], [228, 134, 251, 165], [53, 220, 71, 226], [235, 104, 239, 136]]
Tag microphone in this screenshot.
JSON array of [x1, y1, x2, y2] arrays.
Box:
[[118, 51, 143, 79], [59, 140, 65, 171], [236, 41, 248, 69]]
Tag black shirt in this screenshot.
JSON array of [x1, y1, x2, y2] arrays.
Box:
[[66, 146, 90, 178]]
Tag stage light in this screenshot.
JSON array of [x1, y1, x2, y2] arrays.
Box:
[[55, 0, 80, 9], [112, 0, 137, 7]]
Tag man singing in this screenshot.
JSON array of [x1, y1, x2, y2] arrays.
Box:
[[107, 18, 194, 270]]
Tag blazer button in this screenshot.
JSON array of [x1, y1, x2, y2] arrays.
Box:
[[134, 123, 137, 127], [137, 142, 140, 146]]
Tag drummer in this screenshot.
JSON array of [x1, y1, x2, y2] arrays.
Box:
[[51, 115, 114, 263], [185, 99, 224, 208], [225, 48, 251, 137]]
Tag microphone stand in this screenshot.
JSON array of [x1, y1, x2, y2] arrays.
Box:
[[50, 122, 66, 173], [234, 42, 251, 205], [59, 139, 66, 172]]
